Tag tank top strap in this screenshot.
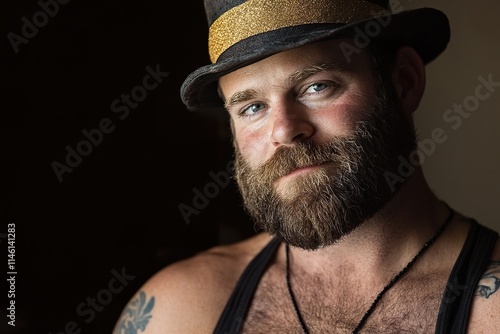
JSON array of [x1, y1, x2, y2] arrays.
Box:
[[435, 219, 498, 334], [213, 236, 282, 334]]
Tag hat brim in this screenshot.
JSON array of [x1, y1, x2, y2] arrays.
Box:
[[180, 7, 450, 112]]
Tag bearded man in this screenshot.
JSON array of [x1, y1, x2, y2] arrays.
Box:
[[113, 1, 500, 333]]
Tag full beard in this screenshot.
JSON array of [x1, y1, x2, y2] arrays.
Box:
[[233, 84, 418, 250]]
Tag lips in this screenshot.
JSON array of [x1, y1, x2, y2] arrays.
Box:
[[280, 161, 332, 179]]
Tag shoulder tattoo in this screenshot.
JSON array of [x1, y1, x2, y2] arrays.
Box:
[[114, 290, 156, 333], [475, 260, 500, 299]]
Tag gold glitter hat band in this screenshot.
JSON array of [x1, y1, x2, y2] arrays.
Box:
[[209, 0, 388, 63], [180, 1, 450, 111]]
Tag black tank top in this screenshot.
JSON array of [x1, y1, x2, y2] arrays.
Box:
[[213, 219, 498, 334]]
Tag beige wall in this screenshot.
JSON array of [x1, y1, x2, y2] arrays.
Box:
[[403, 1, 500, 230]]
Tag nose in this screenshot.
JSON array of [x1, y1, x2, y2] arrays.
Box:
[[270, 103, 314, 147]]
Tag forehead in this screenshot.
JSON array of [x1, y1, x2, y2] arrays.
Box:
[[219, 38, 373, 91]]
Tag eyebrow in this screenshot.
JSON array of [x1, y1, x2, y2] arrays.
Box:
[[224, 89, 259, 110], [223, 62, 345, 110], [289, 62, 344, 84]]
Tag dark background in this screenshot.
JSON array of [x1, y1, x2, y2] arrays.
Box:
[[1, 0, 257, 333]]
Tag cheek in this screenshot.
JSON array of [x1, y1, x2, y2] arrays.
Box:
[[313, 101, 371, 138], [234, 129, 270, 169]]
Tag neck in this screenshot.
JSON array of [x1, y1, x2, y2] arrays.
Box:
[[289, 168, 451, 281]]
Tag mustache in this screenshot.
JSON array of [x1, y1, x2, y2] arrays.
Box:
[[246, 139, 354, 185]]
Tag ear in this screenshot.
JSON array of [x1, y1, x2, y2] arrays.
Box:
[[391, 46, 426, 116]]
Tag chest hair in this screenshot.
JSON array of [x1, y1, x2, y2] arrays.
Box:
[[241, 266, 448, 334]]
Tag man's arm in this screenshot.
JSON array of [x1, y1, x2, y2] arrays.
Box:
[[111, 251, 237, 334], [475, 260, 500, 299], [111, 233, 272, 334], [112, 289, 156, 334], [467, 241, 500, 333]]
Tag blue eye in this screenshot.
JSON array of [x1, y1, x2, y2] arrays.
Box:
[[240, 102, 265, 117], [304, 82, 329, 94]]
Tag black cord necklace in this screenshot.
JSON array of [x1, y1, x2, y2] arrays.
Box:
[[285, 206, 454, 334]]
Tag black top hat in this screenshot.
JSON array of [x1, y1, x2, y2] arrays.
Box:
[[180, 0, 450, 112]]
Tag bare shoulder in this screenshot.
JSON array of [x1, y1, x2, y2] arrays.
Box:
[[112, 232, 275, 334], [467, 237, 500, 333]]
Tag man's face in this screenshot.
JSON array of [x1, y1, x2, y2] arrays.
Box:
[[219, 39, 417, 250]]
